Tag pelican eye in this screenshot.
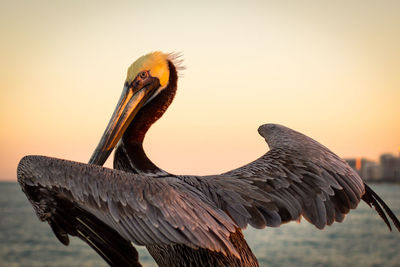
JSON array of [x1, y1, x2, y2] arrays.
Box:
[[138, 71, 149, 80]]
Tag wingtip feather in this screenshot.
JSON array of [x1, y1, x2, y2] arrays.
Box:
[[362, 183, 400, 232]]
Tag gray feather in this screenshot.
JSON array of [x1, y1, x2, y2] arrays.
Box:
[[196, 124, 366, 230]]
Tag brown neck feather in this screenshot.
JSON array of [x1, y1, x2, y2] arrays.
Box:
[[114, 61, 178, 174]]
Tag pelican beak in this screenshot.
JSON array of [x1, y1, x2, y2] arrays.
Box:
[[89, 79, 159, 165]]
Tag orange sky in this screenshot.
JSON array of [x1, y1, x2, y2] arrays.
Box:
[[1, 0, 399, 181]]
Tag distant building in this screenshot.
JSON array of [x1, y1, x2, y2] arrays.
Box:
[[360, 159, 380, 181], [345, 153, 400, 182], [380, 154, 400, 182], [345, 158, 380, 181]]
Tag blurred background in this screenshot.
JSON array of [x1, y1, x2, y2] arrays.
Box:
[[0, 0, 399, 266], [1, 0, 399, 179]]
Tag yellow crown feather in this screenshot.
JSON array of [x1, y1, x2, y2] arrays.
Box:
[[126, 51, 170, 87]]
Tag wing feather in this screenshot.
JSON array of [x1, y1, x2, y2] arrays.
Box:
[[17, 156, 240, 261], [188, 124, 399, 232]]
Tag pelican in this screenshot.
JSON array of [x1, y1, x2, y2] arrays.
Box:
[[18, 51, 400, 267]]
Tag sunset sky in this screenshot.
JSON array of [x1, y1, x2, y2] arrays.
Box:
[[1, 0, 399, 181]]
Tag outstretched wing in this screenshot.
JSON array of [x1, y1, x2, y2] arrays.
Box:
[[190, 124, 400, 231], [17, 156, 240, 266]]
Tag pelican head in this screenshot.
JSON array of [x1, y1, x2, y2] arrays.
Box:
[[89, 51, 173, 165]]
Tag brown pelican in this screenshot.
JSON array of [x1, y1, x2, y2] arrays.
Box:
[[18, 51, 400, 267]]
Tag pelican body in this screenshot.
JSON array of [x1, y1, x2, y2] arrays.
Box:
[[17, 52, 400, 266]]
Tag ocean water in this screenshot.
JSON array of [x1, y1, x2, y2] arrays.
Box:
[[0, 182, 399, 267]]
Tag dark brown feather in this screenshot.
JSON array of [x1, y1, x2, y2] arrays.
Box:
[[362, 183, 400, 232]]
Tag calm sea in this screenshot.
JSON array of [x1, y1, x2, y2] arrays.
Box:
[[0, 182, 399, 267]]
